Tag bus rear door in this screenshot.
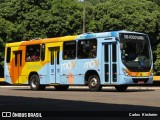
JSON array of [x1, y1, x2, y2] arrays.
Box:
[[48, 47, 60, 84]]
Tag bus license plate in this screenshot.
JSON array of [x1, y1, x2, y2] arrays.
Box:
[[138, 81, 144, 84]]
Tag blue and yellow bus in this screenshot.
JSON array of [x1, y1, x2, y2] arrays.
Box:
[[4, 30, 153, 91]]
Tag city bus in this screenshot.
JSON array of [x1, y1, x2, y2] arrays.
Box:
[[4, 30, 153, 91]]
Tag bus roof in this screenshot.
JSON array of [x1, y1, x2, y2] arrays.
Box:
[[6, 35, 78, 47], [6, 30, 146, 47]]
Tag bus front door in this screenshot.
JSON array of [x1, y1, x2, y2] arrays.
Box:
[[49, 47, 60, 84], [13, 51, 22, 84], [103, 43, 117, 84]]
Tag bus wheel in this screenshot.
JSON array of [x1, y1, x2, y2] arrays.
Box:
[[115, 85, 128, 92], [29, 74, 45, 90], [54, 85, 69, 91], [88, 75, 102, 92]]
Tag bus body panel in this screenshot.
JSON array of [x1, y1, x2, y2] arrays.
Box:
[[4, 31, 153, 87]]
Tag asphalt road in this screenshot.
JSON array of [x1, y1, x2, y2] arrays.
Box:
[[0, 86, 160, 119]]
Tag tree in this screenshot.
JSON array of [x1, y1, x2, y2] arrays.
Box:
[[90, 0, 159, 32], [153, 14, 160, 74], [48, 0, 83, 36], [148, 0, 160, 6]]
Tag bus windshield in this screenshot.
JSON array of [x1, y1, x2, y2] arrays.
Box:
[[120, 33, 152, 72]]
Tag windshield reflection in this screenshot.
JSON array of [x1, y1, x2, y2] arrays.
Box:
[[120, 36, 151, 72]]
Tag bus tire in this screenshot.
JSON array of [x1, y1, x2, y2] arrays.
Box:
[[29, 74, 45, 90], [88, 75, 102, 92], [115, 85, 128, 92], [54, 85, 69, 91]]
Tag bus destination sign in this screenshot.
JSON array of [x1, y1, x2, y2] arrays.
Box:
[[120, 33, 146, 41]]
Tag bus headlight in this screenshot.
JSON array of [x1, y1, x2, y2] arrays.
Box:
[[122, 68, 130, 76]]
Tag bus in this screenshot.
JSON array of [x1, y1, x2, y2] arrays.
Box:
[[4, 30, 153, 91]]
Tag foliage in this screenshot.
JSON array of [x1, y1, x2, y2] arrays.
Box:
[[148, 0, 160, 6]]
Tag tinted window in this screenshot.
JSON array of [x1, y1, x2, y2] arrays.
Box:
[[41, 44, 45, 61], [6, 47, 11, 63], [112, 44, 117, 62], [57, 48, 60, 64], [105, 45, 108, 62], [63, 41, 76, 60], [26, 45, 40, 62], [51, 50, 54, 65], [78, 39, 97, 59]]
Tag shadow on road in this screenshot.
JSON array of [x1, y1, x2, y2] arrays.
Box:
[[0, 95, 159, 120], [10, 87, 155, 93], [0, 95, 159, 111]]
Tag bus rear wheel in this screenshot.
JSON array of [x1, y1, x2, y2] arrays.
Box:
[[115, 85, 128, 92], [54, 85, 69, 91], [29, 74, 45, 90], [88, 75, 102, 92]]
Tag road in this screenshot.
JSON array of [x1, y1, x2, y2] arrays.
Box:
[[0, 86, 160, 119]]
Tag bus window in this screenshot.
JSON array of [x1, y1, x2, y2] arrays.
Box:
[[41, 44, 45, 61], [105, 45, 108, 62], [51, 50, 54, 65], [112, 44, 117, 62], [26, 45, 40, 62], [78, 39, 97, 59], [6, 47, 11, 63], [63, 41, 76, 60], [57, 49, 59, 64]]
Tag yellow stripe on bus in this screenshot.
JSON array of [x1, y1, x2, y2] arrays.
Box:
[[0, 78, 4, 82], [153, 76, 160, 81]]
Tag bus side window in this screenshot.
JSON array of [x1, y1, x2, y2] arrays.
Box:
[[78, 39, 97, 59], [26, 45, 40, 62], [6, 47, 11, 63], [41, 44, 45, 61], [63, 41, 76, 60]]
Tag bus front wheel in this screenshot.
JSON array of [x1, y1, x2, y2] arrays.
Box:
[[115, 85, 128, 92], [88, 75, 102, 92], [29, 74, 45, 90]]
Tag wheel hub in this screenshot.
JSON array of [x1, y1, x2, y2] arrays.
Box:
[[90, 78, 98, 88], [31, 78, 37, 88]]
